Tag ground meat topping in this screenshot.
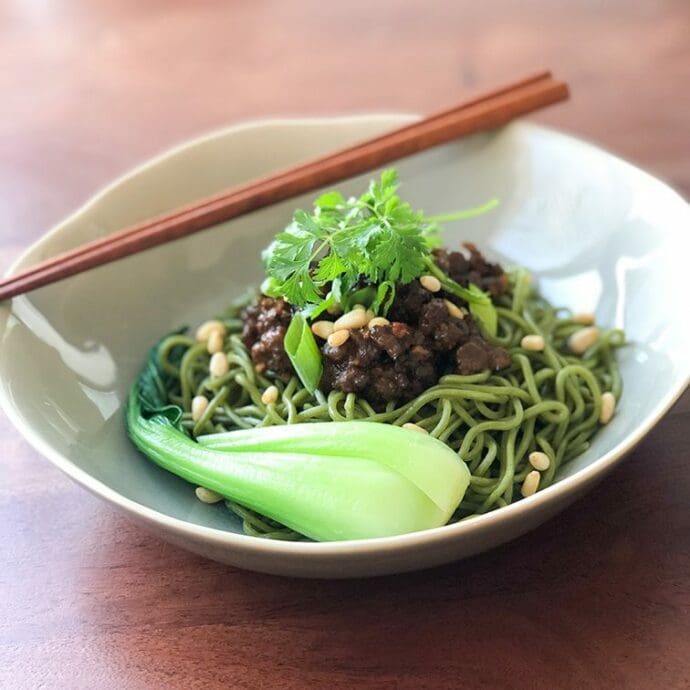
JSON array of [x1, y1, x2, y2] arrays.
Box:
[[241, 296, 294, 379], [241, 246, 511, 403], [433, 243, 508, 297]]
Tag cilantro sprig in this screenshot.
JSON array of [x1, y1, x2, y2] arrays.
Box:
[[261, 169, 499, 334], [262, 170, 437, 315]]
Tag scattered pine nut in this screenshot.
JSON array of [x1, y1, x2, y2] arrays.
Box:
[[402, 422, 428, 434], [352, 304, 366, 311], [444, 299, 464, 319], [528, 451, 550, 471], [365, 309, 375, 322], [600, 392, 616, 424], [311, 320, 335, 339], [420, 275, 442, 293], [195, 487, 223, 504], [573, 312, 595, 325], [368, 316, 390, 328], [209, 351, 229, 377], [521, 334, 545, 352], [568, 326, 600, 355], [521, 470, 540, 498], [207, 329, 224, 354], [191, 395, 209, 422], [261, 385, 279, 405], [195, 319, 226, 342], [327, 329, 350, 347], [334, 309, 369, 331]]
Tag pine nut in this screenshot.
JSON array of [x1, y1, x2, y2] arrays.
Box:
[[365, 309, 375, 322], [195, 486, 223, 504], [191, 395, 209, 422], [207, 329, 224, 354], [600, 392, 616, 424], [368, 316, 390, 328], [402, 422, 428, 434], [195, 319, 226, 342], [568, 326, 600, 354], [311, 320, 335, 339], [444, 299, 464, 319], [327, 329, 350, 347], [420, 275, 442, 293], [528, 451, 550, 471], [573, 312, 595, 325], [521, 334, 545, 352], [334, 309, 369, 331], [209, 351, 229, 377], [521, 470, 540, 497], [261, 385, 279, 405], [352, 304, 366, 311]]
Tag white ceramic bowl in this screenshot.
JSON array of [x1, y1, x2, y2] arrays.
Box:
[[1, 116, 688, 578]]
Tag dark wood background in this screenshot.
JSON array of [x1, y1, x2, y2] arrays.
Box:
[[1, 1, 688, 688]]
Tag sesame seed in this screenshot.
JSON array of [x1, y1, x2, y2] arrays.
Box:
[[600, 392, 616, 424], [209, 351, 229, 377], [444, 299, 464, 319], [528, 451, 550, 471], [191, 395, 209, 422], [420, 275, 442, 293], [568, 326, 600, 355], [195, 319, 226, 342], [334, 309, 369, 331], [311, 320, 335, 339], [402, 422, 428, 434], [327, 329, 350, 347], [195, 487, 223, 504], [368, 316, 390, 328], [521, 334, 545, 352], [261, 385, 279, 405], [521, 470, 541, 498]]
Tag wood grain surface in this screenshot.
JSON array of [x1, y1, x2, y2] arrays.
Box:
[[1, 1, 688, 688]]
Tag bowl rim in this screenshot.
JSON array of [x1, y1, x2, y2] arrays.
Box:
[[2, 114, 689, 557]]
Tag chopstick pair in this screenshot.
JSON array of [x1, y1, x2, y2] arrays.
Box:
[[0, 71, 568, 301]]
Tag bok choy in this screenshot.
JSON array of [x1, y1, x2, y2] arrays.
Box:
[[126, 338, 469, 541]]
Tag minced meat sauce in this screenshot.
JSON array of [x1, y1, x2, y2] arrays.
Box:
[[242, 245, 511, 404]]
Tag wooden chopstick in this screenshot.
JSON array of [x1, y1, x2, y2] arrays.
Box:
[[0, 72, 568, 300]]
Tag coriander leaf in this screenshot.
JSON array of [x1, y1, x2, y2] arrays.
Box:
[[313, 251, 346, 282], [260, 168, 497, 317], [314, 191, 345, 209]]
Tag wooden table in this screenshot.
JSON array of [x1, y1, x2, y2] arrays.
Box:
[[1, 1, 688, 687]]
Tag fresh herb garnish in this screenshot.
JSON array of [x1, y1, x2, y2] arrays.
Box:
[[262, 169, 498, 331], [262, 170, 437, 312]]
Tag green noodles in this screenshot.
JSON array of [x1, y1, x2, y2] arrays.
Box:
[[158, 269, 624, 538]]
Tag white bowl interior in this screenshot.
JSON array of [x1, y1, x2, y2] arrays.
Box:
[[0, 117, 688, 551]]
